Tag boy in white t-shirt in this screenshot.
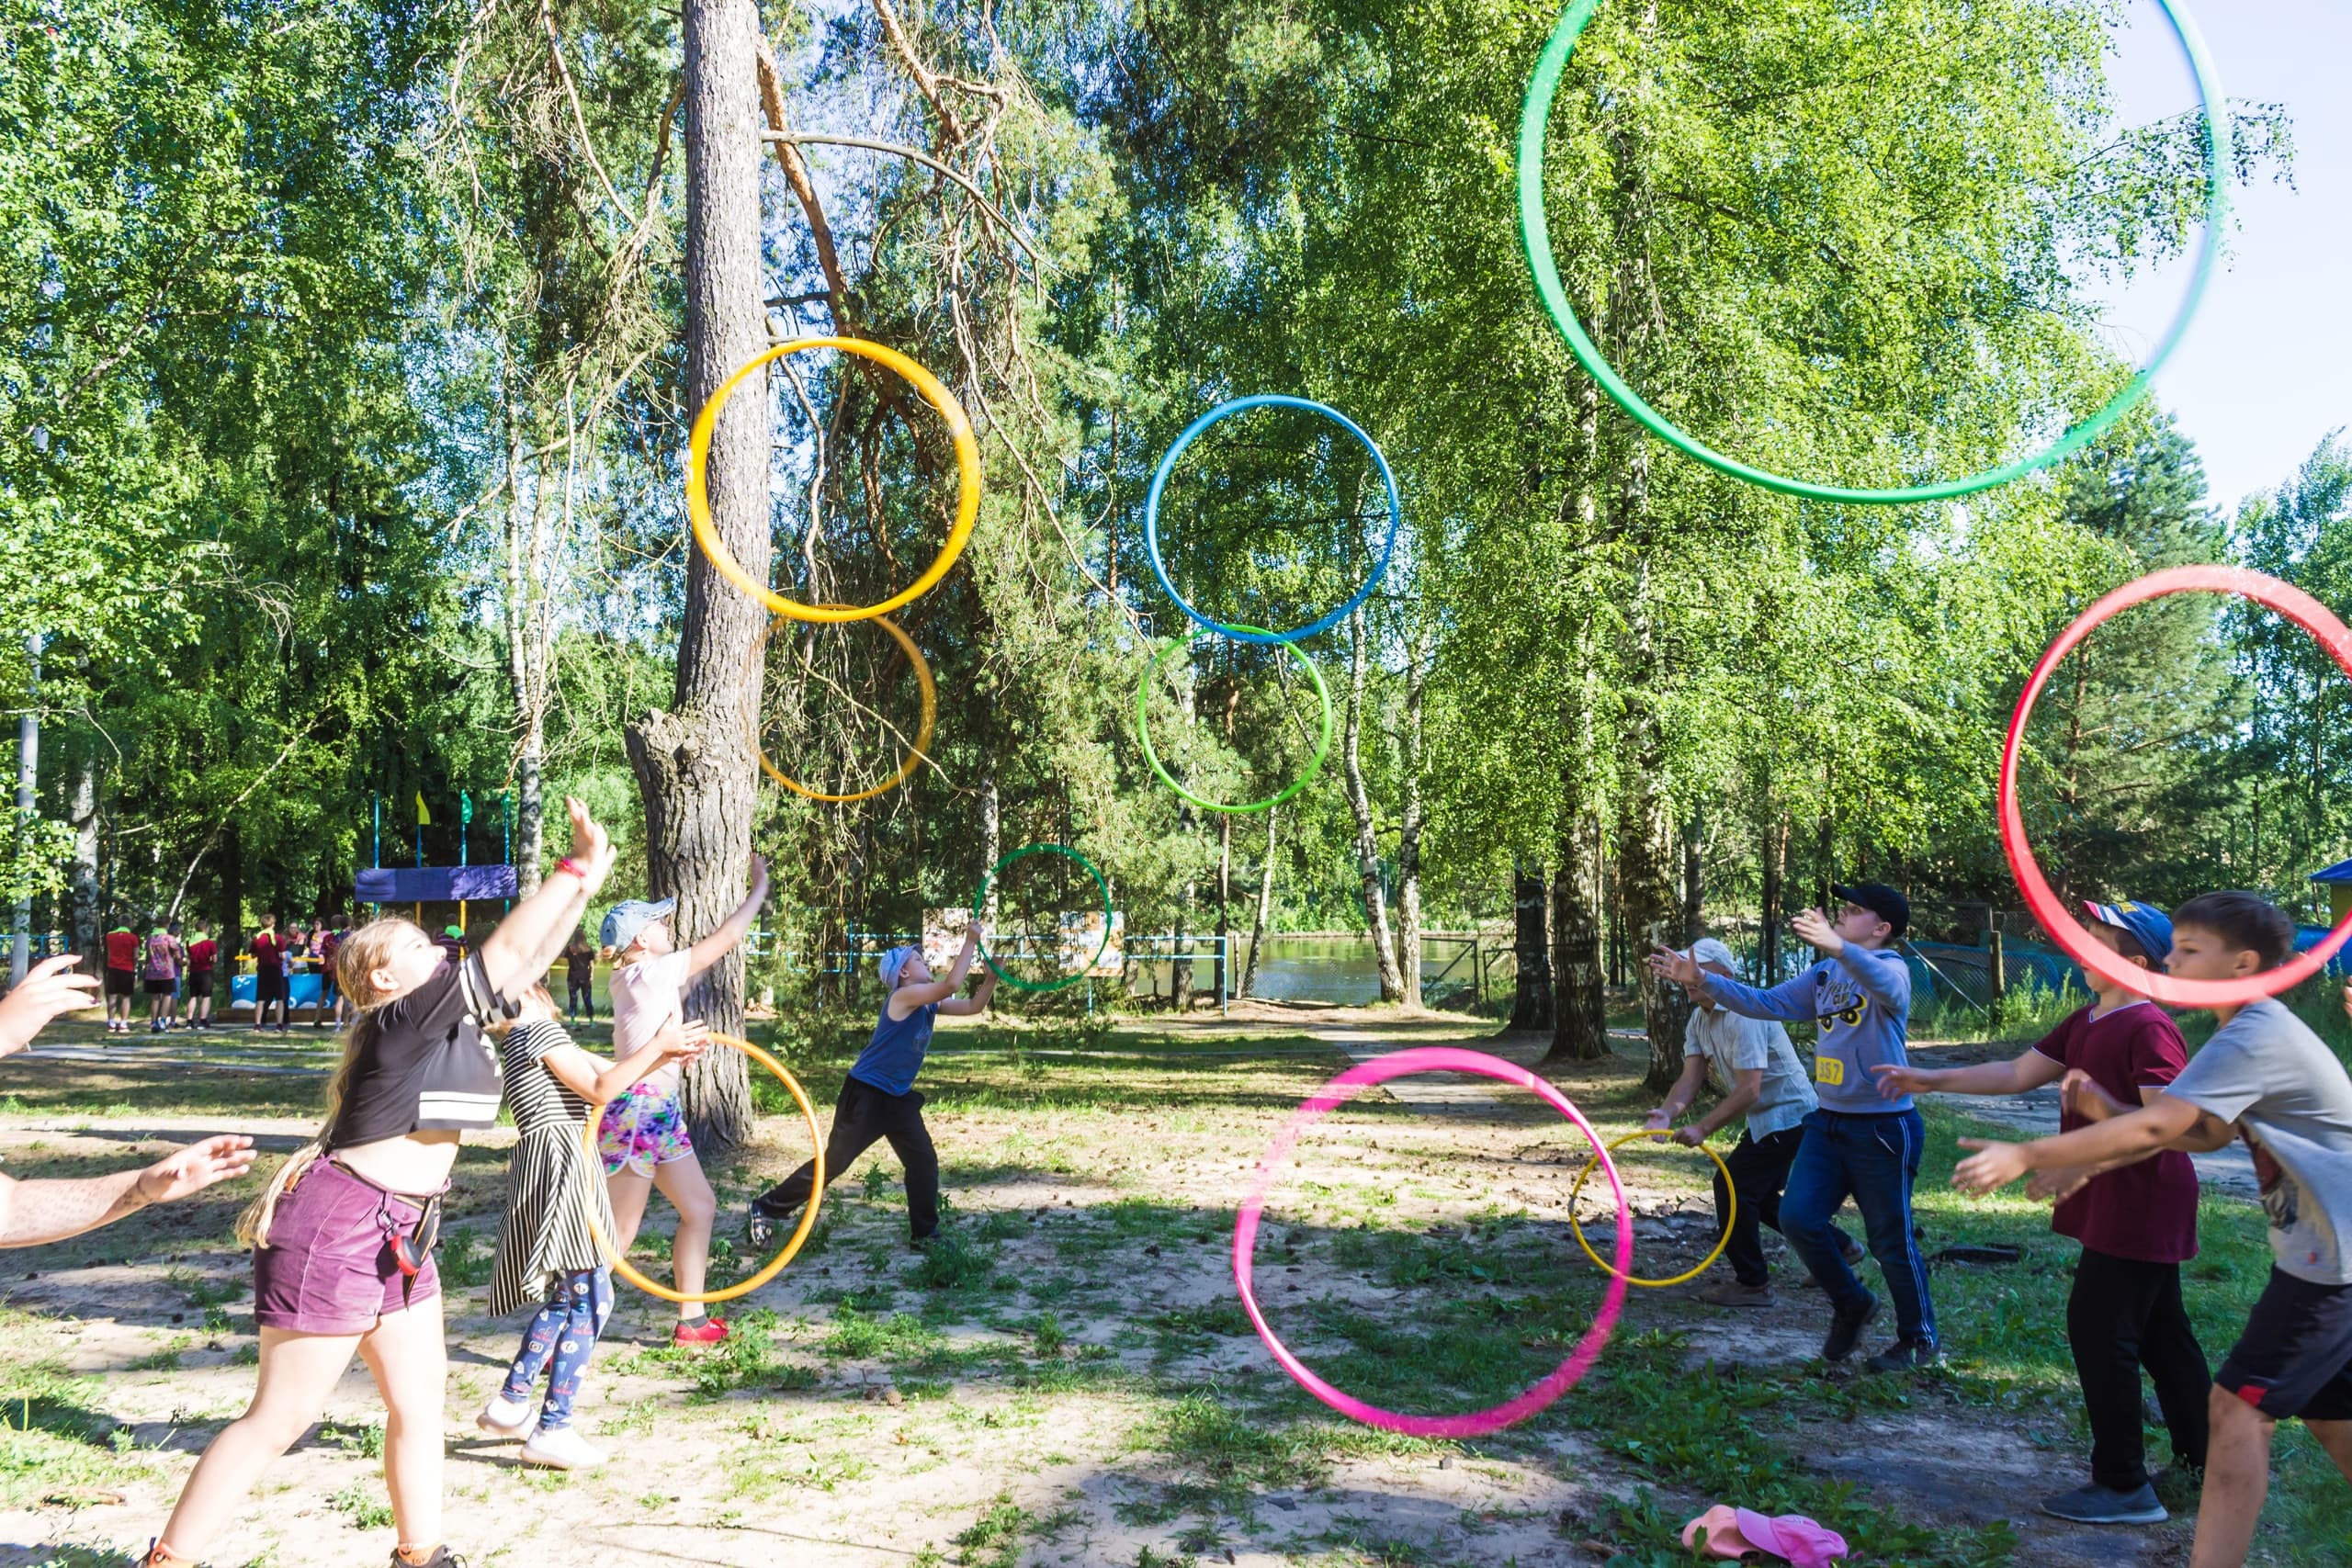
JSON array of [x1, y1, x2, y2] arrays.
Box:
[[594, 855, 767, 1346], [1649, 938, 1858, 1308]]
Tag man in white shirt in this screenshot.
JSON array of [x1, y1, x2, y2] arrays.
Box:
[[1649, 938, 1860, 1306]]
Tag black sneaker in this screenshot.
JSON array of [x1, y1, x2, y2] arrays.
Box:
[[390, 1549, 470, 1568], [2038, 1482, 2165, 1525], [1864, 1337, 1943, 1372], [747, 1201, 778, 1247], [1822, 1294, 1879, 1361]]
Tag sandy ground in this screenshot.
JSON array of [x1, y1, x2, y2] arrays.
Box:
[[0, 1005, 2254, 1566]]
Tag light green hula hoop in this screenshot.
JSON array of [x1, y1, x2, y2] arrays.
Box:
[[1515, 0, 2231, 506], [1136, 627, 1333, 815]]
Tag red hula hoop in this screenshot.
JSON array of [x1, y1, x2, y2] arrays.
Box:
[[1999, 565, 2352, 1007]]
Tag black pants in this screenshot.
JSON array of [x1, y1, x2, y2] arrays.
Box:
[[1714, 1125, 1807, 1286], [567, 981, 594, 1021], [753, 1077, 939, 1239], [2069, 1247, 2210, 1490]]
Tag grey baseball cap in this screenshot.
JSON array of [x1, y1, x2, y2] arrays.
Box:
[[600, 898, 676, 953]]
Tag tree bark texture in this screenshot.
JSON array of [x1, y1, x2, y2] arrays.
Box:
[[1241, 807, 1276, 998], [1342, 606, 1405, 1001], [1395, 622, 1431, 1009], [624, 0, 768, 1150], [68, 742, 96, 958], [1759, 809, 1786, 984], [1545, 809, 1609, 1064], [1507, 864, 1553, 1030]]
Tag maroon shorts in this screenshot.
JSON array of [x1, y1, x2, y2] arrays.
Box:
[[253, 1159, 440, 1334]]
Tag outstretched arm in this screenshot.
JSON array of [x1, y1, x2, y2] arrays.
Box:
[[541, 1021, 710, 1106], [1951, 1092, 2213, 1193], [478, 798, 616, 998], [938, 965, 997, 1017], [1874, 1047, 2064, 1102], [686, 855, 770, 981], [894, 926, 984, 1013], [0, 1135, 257, 1248]]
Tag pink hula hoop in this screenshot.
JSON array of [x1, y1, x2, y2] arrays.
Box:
[[1231, 1045, 1632, 1438], [1999, 566, 2352, 1007]]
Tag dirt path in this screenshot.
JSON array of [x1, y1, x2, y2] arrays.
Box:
[[0, 1006, 2262, 1566]]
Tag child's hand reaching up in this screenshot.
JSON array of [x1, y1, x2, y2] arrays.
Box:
[[564, 797, 616, 892], [1645, 944, 1699, 987]]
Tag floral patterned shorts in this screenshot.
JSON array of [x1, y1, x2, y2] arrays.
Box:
[[597, 1082, 694, 1177]]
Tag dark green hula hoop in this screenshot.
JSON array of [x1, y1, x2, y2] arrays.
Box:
[[971, 843, 1113, 993], [1136, 626, 1333, 815], [1515, 0, 2230, 505]]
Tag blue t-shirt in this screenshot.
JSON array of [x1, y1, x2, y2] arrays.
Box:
[[848, 992, 940, 1097], [1700, 945, 1913, 1114]]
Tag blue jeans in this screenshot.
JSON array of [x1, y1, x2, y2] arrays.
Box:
[[500, 1268, 614, 1431], [1781, 1108, 1935, 1346]]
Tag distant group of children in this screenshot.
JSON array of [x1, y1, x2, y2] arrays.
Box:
[[97, 913, 349, 1034], [1649, 883, 2352, 1566]]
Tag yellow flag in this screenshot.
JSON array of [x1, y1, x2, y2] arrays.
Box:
[[414, 791, 431, 827]]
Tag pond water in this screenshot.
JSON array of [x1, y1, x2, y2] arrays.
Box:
[[1122, 934, 1495, 1006]]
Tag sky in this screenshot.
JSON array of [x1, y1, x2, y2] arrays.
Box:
[[2094, 0, 2349, 513]]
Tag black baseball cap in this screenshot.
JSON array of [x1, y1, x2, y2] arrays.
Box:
[[1831, 883, 1908, 940]]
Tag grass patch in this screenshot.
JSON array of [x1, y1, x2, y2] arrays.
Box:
[[328, 1479, 393, 1530]]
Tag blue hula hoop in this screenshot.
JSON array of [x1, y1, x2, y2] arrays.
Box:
[[1142, 394, 1403, 646]]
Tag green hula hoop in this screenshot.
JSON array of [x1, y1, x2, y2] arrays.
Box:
[[1136, 627, 1333, 815], [971, 843, 1113, 993], [1515, 0, 2230, 505]]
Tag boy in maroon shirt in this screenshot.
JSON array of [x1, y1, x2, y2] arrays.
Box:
[[249, 913, 288, 1034], [102, 922, 141, 1034], [184, 927, 219, 1031], [1873, 898, 2206, 1527]]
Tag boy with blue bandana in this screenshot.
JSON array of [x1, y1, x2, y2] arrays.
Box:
[[1651, 883, 1936, 1370]]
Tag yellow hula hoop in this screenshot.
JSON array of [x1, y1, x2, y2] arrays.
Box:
[[761, 610, 937, 804], [1566, 1129, 1735, 1289], [581, 1032, 825, 1304], [686, 337, 982, 624]]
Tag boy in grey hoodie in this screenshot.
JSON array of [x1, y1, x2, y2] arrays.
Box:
[[1651, 884, 1936, 1370]]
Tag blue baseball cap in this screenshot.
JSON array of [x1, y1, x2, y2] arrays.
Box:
[[600, 898, 675, 953], [877, 945, 921, 988], [2083, 898, 2172, 970]]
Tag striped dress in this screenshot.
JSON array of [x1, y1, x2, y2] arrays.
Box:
[[487, 1018, 618, 1318]]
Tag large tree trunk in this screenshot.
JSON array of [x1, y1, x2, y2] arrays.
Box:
[[1545, 809, 1609, 1063], [1342, 606, 1405, 1001], [1241, 807, 1275, 998], [1681, 811, 1703, 941], [1395, 623, 1431, 1009], [625, 0, 769, 1150], [1506, 864, 1552, 1030]]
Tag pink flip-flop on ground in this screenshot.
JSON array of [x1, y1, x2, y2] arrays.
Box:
[[1681, 1505, 1849, 1566]]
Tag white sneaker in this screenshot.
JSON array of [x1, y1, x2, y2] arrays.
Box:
[[520, 1425, 605, 1470], [476, 1393, 533, 1438]]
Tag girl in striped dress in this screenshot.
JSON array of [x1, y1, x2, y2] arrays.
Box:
[[476, 985, 704, 1469]]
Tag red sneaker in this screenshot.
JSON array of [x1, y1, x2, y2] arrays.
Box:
[[672, 1316, 729, 1348]]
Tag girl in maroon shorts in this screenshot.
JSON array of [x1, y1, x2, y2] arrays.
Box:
[[142, 799, 619, 1568]]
